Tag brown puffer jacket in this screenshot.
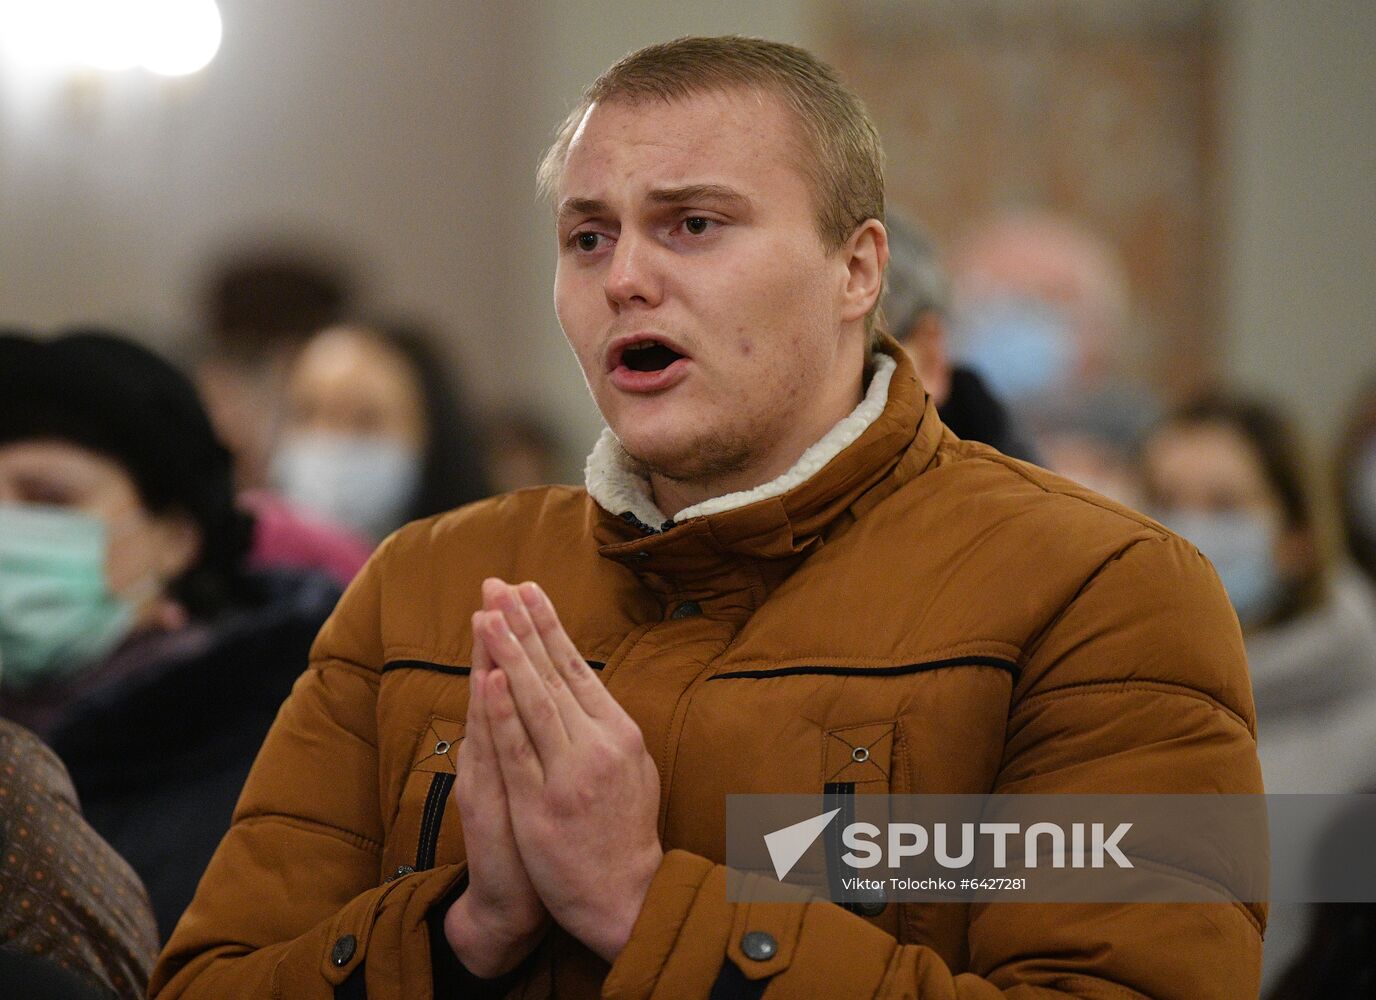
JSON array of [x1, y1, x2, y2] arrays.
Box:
[[152, 342, 1264, 999]]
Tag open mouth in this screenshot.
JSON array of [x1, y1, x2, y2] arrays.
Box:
[[619, 340, 685, 372]]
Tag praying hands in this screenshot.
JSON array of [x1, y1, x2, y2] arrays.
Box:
[[444, 579, 664, 977]]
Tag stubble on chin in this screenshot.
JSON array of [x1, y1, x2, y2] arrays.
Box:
[[625, 424, 758, 492]]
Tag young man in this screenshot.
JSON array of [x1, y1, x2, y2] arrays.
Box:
[[153, 37, 1264, 999]]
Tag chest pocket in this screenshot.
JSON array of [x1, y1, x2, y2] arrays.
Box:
[[823, 722, 895, 788], [385, 716, 466, 881], [823, 721, 897, 919]]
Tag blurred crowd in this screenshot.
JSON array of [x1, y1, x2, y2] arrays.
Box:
[[2, 212, 1374, 997]]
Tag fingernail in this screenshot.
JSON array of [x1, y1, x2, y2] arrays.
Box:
[[519, 582, 542, 608]]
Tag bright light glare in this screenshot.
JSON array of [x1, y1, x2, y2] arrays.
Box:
[[0, 2, 75, 69], [140, 0, 222, 77], [70, 0, 145, 71], [0, 0, 222, 77]]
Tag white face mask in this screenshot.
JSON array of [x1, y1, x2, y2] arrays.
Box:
[[270, 431, 422, 540]]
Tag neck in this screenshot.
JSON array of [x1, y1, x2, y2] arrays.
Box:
[[649, 444, 826, 520], [650, 357, 869, 520]]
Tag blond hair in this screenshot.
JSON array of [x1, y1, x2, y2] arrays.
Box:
[[538, 37, 886, 324]]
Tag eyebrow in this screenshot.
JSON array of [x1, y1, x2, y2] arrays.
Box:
[[646, 184, 749, 210], [557, 184, 750, 224], [557, 197, 610, 224]]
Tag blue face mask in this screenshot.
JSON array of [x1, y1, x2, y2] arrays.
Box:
[[0, 503, 139, 692], [1160, 509, 1283, 626], [953, 297, 1076, 405]]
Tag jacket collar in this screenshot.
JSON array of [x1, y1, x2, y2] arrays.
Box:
[[586, 337, 946, 591], [586, 352, 897, 530]]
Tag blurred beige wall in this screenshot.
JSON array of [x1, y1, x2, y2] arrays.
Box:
[[0, 0, 1370, 474], [0, 1, 815, 479], [1221, 0, 1376, 447]]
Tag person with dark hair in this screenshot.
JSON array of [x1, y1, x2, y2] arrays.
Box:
[[1142, 392, 1376, 787], [269, 321, 491, 541], [0, 329, 344, 939], [881, 214, 1039, 463], [1141, 391, 1376, 987], [196, 248, 356, 493]]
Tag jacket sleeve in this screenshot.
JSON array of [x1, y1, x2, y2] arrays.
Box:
[[149, 539, 465, 1000], [602, 534, 1266, 1000]]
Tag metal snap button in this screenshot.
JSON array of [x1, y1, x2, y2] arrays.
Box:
[[434, 740, 451, 756], [670, 600, 702, 619], [851, 746, 870, 763], [853, 898, 887, 916], [331, 934, 357, 966], [740, 930, 777, 962], [851, 882, 888, 916]]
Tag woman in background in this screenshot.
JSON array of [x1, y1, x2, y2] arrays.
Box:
[[270, 321, 491, 541], [0, 330, 342, 939], [1142, 392, 1376, 792], [1140, 392, 1376, 991]]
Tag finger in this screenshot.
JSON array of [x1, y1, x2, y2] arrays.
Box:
[[478, 609, 570, 758], [471, 611, 495, 678], [455, 670, 501, 818], [462, 647, 496, 766], [482, 576, 514, 615], [484, 667, 544, 793], [518, 581, 621, 719], [467, 615, 491, 736], [496, 584, 586, 731], [464, 613, 497, 752]]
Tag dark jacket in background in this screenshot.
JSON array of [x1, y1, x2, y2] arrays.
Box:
[[938, 365, 1040, 465], [2, 568, 341, 940]]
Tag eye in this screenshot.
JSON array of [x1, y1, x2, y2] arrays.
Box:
[[573, 232, 602, 252], [683, 216, 711, 236], [17, 475, 79, 506]]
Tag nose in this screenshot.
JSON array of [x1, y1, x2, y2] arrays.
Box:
[[603, 231, 663, 311]]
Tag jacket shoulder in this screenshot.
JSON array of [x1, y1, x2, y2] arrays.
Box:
[[385, 484, 595, 566], [312, 486, 611, 672]]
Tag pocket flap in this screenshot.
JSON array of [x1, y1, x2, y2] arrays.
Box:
[[823, 722, 894, 785], [412, 717, 466, 774]]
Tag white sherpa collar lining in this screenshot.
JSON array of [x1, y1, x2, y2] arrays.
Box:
[[584, 353, 897, 529]]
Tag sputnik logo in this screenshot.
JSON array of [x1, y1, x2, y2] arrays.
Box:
[[763, 808, 840, 881]]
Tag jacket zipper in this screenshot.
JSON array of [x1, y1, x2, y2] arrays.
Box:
[[415, 772, 455, 872], [823, 781, 887, 916]]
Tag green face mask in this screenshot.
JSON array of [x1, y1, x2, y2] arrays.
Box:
[[0, 503, 139, 692]]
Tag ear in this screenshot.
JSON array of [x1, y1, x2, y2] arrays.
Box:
[[838, 219, 888, 325], [150, 512, 202, 582]]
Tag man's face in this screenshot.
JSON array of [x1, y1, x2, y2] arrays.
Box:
[[553, 88, 868, 496]]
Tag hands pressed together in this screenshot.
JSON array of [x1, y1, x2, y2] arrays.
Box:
[[443, 579, 664, 977]]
